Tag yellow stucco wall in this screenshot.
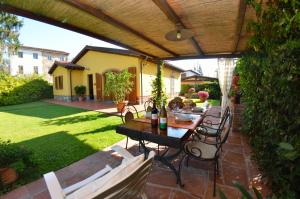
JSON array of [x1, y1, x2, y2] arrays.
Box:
[[52, 50, 182, 102], [76, 51, 140, 100], [52, 66, 71, 97]]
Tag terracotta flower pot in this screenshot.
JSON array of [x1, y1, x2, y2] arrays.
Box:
[[117, 102, 126, 113], [0, 167, 18, 185]]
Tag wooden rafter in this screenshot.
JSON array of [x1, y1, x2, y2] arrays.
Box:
[[0, 4, 157, 58], [233, 0, 247, 53], [63, 0, 178, 57], [160, 53, 242, 61], [152, 0, 204, 55]]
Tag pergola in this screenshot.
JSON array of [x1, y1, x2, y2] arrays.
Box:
[[0, 0, 255, 60]]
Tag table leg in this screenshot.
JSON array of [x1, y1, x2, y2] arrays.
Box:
[[139, 140, 184, 187]]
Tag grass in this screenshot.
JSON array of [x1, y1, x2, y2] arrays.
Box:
[[191, 99, 220, 107], [0, 101, 124, 191]]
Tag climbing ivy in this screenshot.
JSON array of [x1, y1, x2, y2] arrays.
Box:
[[237, 0, 300, 198]]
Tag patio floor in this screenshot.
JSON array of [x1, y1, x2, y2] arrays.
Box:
[[44, 99, 145, 116], [1, 107, 270, 199]]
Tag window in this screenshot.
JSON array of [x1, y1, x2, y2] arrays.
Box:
[[33, 53, 38, 59], [47, 55, 52, 60], [18, 52, 23, 58], [55, 76, 63, 90], [33, 66, 39, 74], [59, 56, 64, 61], [18, 65, 23, 74]]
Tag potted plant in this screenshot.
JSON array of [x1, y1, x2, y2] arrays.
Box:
[[74, 85, 86, 101], [197, 91, 209, 102], [104, 70, 134, 112], [0, 139, 36, 185]]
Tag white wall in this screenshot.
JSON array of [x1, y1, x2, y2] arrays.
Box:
[[10, 49, 43, 76]]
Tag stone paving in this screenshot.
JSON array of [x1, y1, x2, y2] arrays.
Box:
[[44, 99, 145, 116], [1, 106, 270, 199]]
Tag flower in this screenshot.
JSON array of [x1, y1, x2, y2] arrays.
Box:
[[188, 87, 195, 93], [197, 91, 209, 100]]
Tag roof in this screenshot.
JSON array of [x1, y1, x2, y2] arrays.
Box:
[[182, 74, 218, 81], [73, 46, 185, 72], [20, 46, 69, 55], [1, 0, 255, 60], [48, 61, 85, 74], [184, 70, 202, 76]]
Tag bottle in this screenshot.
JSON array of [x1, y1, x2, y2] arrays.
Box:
[[159, 102, 167, 130], [151, 100, 158, 128]]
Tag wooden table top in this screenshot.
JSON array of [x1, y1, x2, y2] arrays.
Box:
[[134, 114, 204, 131]]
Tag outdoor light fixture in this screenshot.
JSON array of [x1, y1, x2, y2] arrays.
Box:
[[165, 24, 194, 41]]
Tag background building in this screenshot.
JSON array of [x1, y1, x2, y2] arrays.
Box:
[[49, 46, 184, 103], [7, 46, 69, 82]]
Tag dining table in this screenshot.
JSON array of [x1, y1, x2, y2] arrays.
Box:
[[115, 109, 208, 187]]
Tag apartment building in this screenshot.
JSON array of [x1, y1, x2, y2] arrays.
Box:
[[8, 46, 69, 82]]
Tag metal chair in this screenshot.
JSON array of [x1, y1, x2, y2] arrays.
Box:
[[195, 106, 230, 143], [121, 104, 139, 149], [144, 98, 153, 112], [183, 113, 232, 196]]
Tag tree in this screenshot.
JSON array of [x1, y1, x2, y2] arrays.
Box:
[[193, 63, 203, 75], [151, 61, 167, 108], [0, 12, 23, 71]]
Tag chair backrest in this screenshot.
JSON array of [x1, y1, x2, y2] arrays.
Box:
[[216, 113, 233, 152], [121, 104, 139, 124], [216, 106, 230, 134], [144, 99, 153, 112], [69, 151, 155, 199]]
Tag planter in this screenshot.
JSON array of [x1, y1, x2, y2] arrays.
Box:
[[0, 167, 18, 185], [117, 102, 126, 112], [78, 96, 85, 102]]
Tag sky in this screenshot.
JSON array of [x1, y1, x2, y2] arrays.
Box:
[[18, 17, 218, 77]]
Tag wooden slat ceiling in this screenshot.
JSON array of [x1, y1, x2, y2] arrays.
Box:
[[0, 0, 256, 60]]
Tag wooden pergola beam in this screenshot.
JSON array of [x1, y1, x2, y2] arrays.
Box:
[[233, 0, 247, 53], [160, 53, 242, 61], [62, 0, 178, 57], [0, 4, 157, 58], [152, 0, 204, 55]]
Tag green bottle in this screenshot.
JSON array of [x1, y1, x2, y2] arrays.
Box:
[[159, 102, 167, 130]]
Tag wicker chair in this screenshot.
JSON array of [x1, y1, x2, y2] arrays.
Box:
[[183, 113, 232, 196], [121, 104, 139, 149], [44, 145, 155, 199]]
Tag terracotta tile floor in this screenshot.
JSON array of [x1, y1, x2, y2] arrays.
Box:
[[44, 99, 145, 116], [1, 106, 270, 199]]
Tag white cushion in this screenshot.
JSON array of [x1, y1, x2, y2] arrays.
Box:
[[198, 126, 218, 136], [185, 141, 217, 159]]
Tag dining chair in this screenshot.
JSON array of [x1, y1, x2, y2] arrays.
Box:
[[183, 113, 232, 196], [195, 106, 230, 143], [121, 104, 139, 149], [44, 145, 155, 199], [144, 98, 153, 112]]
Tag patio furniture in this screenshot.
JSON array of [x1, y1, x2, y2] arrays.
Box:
[[44, 145, 155, 199], [143, 98, 153, 112], [116, 113, 206, 187], [121, 104, 139, 149], [195, 106, 230, 143], [202, 106, 230, 127], [183, 113, 233, 196]]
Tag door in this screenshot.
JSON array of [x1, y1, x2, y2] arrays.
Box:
[[128, 67, 137, 104], [95, 73, 102, 101], [88, 74, 94, 100]]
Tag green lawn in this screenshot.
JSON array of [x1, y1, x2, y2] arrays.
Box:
[[0, 101, 124, 187], [192, 99, 220, 107]]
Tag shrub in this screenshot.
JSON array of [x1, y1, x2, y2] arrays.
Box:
[[198, 91, 209, 101], [238, 0, 300, 198], [180, 81, 221, 99], [0, 73, 53, 106], [74, 85, 86, 96]]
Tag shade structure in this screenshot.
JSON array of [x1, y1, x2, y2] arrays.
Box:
[[0, 0, 256, 60]]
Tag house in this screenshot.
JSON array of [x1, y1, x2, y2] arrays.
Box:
[[48, 46, 184, 103], [5, 46, 69, 82], [181, 70, 218, 85]]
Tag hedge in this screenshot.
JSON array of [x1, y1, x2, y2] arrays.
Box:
[[0, 73, 53, 106], [238, 1, 300, 198], [180, 81, 221, 99]]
